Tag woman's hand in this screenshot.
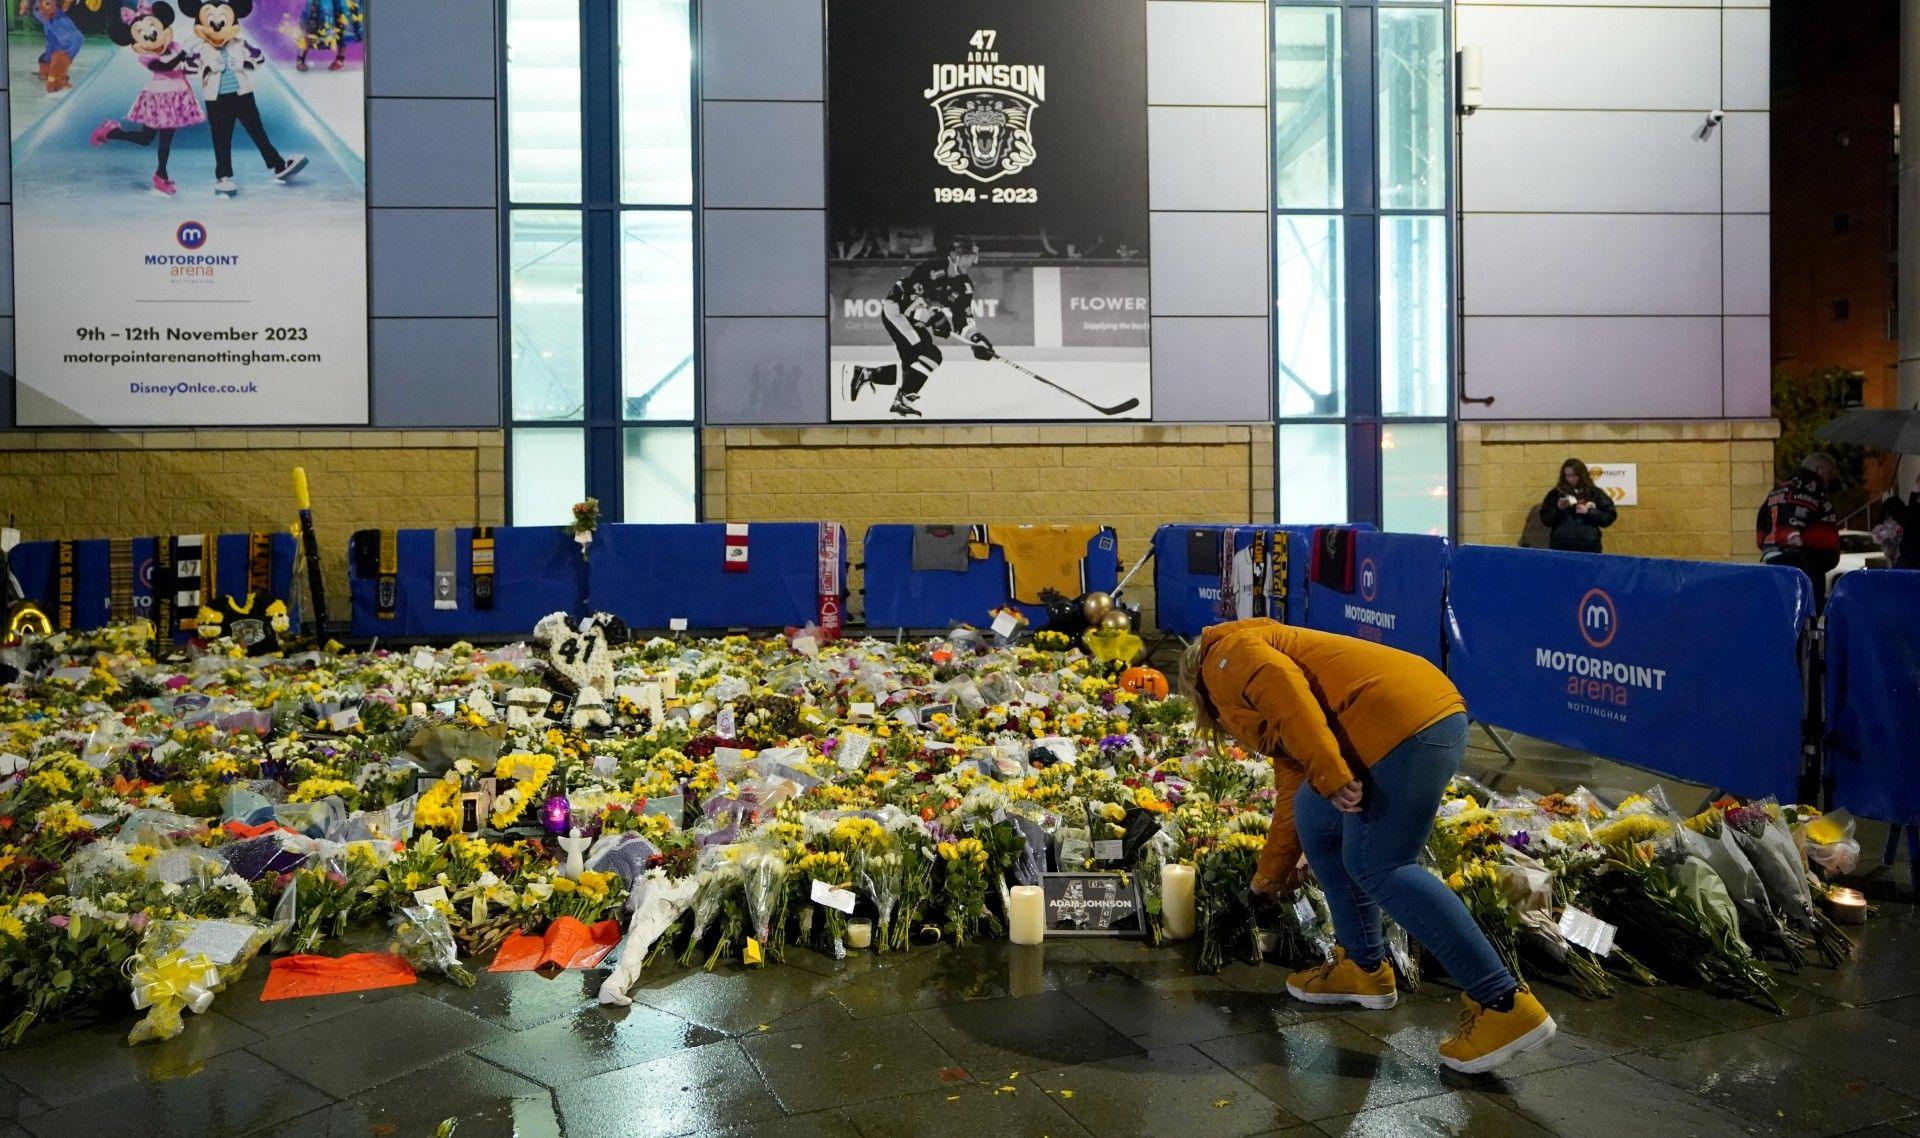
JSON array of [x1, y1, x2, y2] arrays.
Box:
[[1329, 780, 1365, 814]]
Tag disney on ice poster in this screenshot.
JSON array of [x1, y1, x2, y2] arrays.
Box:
[[8, 0, 368, 426]]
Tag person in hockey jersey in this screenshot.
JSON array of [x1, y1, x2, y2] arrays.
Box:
[[843, 237, 995, 417]]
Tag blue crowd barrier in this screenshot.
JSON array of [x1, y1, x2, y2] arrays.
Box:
[[589, 523, 846, 631], [1149, 524, 1314, 637], [348, 526, 580, 639], [1446, 545, 1814, 802], [1302, 530, 1450, 666], [10, 533, 298, 637], [1823, 570, 1920, 825], [863, 525, 1118, 630]]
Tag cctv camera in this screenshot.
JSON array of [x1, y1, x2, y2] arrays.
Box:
[[1706, 108, 1725, 124], [1695, 109, 1725, 141]]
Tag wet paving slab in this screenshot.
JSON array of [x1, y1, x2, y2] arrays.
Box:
[[0, 910, 1917, 1137], [1, 727, 1916, 1137]]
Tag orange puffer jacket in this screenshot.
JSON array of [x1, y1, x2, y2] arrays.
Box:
[[1194, 619, 1466, 886]]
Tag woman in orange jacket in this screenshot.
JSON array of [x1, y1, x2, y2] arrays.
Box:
[[1181, 618, 1556, 1074]]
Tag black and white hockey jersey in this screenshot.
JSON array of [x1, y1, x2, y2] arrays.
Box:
[[887, 258, 976, 335]]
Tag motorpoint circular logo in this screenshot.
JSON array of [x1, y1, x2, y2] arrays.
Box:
[[1577, 587, 1618, 650], [1359, 558, 1379, 603], [176, 221, 208, 250]]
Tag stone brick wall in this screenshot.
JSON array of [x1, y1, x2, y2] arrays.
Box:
[[1457, 420, 1781, 561], [702, 425, 1277, 625], [0, 431, 505, 613]]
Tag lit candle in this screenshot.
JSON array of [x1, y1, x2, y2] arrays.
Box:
[[1008, 885, 1045, 945], [1825, 886, 1868, 924], [845, 919, 873, 950], [541, 792, 572, 836], [1161, 864, 1196, 941]]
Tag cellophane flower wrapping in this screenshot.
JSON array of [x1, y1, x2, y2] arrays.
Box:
[[389, 905, 475, 988]]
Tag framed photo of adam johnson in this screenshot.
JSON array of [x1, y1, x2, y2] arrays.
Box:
[[827, 0, 1151, 423]]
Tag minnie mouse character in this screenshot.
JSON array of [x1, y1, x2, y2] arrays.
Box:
[[178, 0, 307, 197], [89, 1, 205, 196]]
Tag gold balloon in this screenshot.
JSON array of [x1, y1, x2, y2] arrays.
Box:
[[1081, 591, 1115, 622], [1098, 609, 1132, 633]]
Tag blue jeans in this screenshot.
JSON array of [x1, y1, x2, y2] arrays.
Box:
[[1292, 712, 1517, 1005]]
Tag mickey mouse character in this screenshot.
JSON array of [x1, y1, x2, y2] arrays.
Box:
[[179, 0, 307, 197]]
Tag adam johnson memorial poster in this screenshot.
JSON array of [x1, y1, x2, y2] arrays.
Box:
[[827, 0, 1151, 422], [9, 0, 369, 426]]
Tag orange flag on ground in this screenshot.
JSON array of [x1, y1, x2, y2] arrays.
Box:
[[261, 953, 417, 1001], [488, 917, 623, 972]]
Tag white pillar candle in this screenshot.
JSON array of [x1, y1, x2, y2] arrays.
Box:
[[1161, 864, 1197, 940], [1008, 884, 1046, 945], [845, 919, 873, 949]]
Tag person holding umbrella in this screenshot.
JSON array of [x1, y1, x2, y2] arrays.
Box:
[[1816, 406, 1920, 571], [1881, 469, 1920, 569]]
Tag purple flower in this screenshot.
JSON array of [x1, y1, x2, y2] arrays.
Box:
[[1505, 831, 1532, 850]]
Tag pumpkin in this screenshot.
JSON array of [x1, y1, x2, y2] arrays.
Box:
[[1119, 665, 1169, 700]]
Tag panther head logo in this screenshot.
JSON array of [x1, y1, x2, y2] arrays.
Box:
[[932, 94, 1037, 183]]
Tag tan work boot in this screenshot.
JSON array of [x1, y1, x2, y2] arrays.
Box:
[[1284, 947, 1399, 1010], [1437, 986, 1557, 1074]]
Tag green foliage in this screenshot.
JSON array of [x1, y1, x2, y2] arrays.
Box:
[[1771, 366, 1867, 491]]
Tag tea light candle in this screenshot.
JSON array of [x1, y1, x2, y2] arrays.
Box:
[[541, 793, 572, 836], [1825, 886, 1868, 924], [845, 918, 873, 950], [1009, 884, 1045, 945], [1161, 864, 1197, 940]]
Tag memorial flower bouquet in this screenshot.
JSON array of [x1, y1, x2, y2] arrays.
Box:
[[1722, 799, 1853, 966], [937, 836, 996, 944], [567, 498, 600, 559], [1588, 799, 1780, 1010]]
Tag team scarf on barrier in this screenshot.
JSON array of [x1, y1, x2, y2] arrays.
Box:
[[1272, 530, 1290, 617], [1249, 529, 1269, 619], [724, 524, 750, 574], [153, 536, 175, 642], [375, 530, 399, 622], [433, 529, 458, 611], [53, 541, 76, 631], [1216, 528, 1238, 620], [108, 539, 135, 624], [471, 527, 496, 610], [173, 535, 210, 636], [816, 523, 843, 639], [246, 532, 273, 599]]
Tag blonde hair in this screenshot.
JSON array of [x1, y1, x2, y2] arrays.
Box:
[[1179, 639, 1226, 752]]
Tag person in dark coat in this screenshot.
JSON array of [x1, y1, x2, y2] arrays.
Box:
[[1881, 469, 1920, 570], [1538, 458, 1618, 553]]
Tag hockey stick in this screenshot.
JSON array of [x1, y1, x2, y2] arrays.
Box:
[[292, 467, 331, 639], [985, 351, 1141, 416]]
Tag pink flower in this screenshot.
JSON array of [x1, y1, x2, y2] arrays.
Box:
[[47, 915, 68, 928], [128, 913, 150, 933]]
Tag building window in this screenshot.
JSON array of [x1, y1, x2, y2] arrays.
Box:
[[1273, 1, 1453, 534], [504, 0, 698, 525]]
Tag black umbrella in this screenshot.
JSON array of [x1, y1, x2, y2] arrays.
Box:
[[1815, 408, 1920, 455]]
